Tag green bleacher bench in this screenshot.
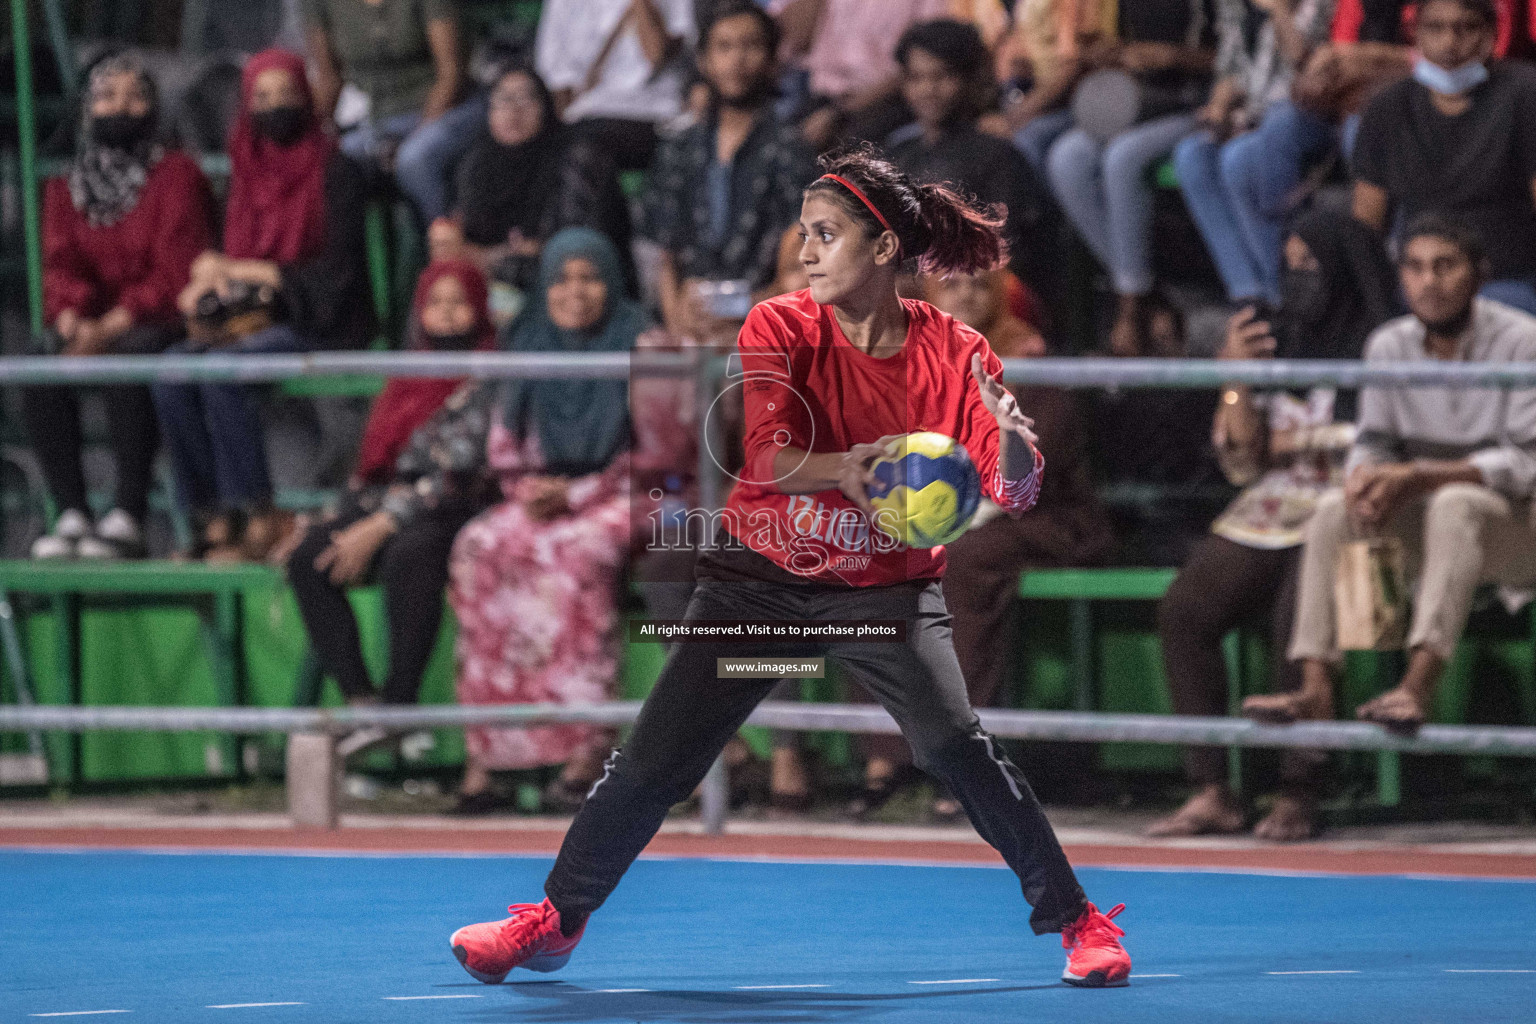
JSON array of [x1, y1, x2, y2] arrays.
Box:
[[1017, 568, 1177, 713], [1016, 565, 1292, 800], [1019, 567, 1176, 602], [1014, 565, 1536, 807], [0, 560, 280, 782], [277, 375, 385, 400]]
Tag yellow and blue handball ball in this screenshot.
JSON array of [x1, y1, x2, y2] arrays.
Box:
[[866, 431, 981, 548]]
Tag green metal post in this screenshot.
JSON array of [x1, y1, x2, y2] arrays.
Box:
[[1376, 750, 1402, 806], [52, 594, 78, 783], [39, 0, 75, 107], [1069, 599, 1094, 712], [196, 591, 244, 777], [1223, 631, 1245, 796], [11, 0, 46, 334]]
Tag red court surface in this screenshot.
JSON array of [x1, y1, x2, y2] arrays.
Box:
[[4, 822, 1535, 879]]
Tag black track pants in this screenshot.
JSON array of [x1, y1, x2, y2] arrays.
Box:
[[544, 577, 1088, 935]]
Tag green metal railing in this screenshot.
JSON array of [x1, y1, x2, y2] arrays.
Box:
[[10, 0, 46, 334]]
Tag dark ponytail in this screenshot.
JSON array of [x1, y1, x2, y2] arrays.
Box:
[[805, 147, 1007, 278]]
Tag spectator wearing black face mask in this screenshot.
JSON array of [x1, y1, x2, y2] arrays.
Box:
[[27, 52, 215, 560], [154, 48, 373, 562], [1153, 210, 1399, 843]]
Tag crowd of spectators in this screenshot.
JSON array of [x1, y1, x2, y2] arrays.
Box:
[[22, 0, 1536, 820]]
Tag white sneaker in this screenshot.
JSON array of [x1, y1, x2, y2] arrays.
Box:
[[337, 727, 390, 759], [30, 508, 90, 559], [78, 508, 145, 560], [30, 534, 75, 559], [74, 535, 117, 559], [95, 508, 142, 544]]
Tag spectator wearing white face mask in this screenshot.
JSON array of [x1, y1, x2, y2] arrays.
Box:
[[1350, 0, 1536, 314]]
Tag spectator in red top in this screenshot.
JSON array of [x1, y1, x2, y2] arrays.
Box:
[[286, 261, 498, 742], [27, 52, 213, 560], [153, 48, 373, 561]]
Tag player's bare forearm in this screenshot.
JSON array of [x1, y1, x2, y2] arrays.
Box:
[[998, 424, 1037, 481]]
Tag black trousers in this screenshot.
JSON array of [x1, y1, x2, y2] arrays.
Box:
[[1158, 534, 1323, 789], [287, 493, 480, 704], [21, 324, 176, 521], [544, 576, 1089, 935]]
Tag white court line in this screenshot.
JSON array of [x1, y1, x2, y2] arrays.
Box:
[[734, 984, 831, 990], [1130, 974, 1182, 978], [907, 979, 1000, 985], [207, 1004, 307, 1009], [28, 1014, 131, 1018], [382, 995, 483, 1001], [1266, 971, 1360, 975], [1444, 969, 1535, 973], [581, 989, 652, 994]]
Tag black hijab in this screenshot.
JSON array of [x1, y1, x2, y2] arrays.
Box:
[[455, 67, 563, 247], [1277, 209, 1401, 362], [1276, 210, 1401, 419]]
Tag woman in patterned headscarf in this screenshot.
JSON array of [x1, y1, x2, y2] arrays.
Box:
[[26, 51, 214, 560]]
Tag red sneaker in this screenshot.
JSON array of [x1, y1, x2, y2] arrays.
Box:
[[1061, 902, 1131, 987], [449, 899, 585, 984]]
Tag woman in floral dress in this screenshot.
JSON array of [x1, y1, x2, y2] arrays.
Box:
[[449, 228, 671, 812]]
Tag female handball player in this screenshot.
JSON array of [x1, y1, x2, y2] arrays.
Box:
[[450, 149, 1133, 988]]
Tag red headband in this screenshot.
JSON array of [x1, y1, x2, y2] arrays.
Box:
[[819, 174, 894, 234]]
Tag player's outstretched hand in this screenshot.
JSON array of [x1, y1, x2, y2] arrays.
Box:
[[971, 353, 1038, 445]]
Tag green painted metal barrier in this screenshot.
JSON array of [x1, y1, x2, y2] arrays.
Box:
[[10, 0, 45, 333]]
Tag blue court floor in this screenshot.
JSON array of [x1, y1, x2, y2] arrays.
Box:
[[2, 849, 1533, 1023]]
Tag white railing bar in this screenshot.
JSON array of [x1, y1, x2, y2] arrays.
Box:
[[4, 702, 1536, 757]]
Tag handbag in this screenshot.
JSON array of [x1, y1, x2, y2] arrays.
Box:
[[1334, 536, 1408, 651]]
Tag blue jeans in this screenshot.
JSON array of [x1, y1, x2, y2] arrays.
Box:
[[151, 324, 309, 514], [339, 93, 486, 222], [1173, 101, 1335, 305], [1480, 279, 1536, 316], [1013, 108, 1075, 172], [1045, 112, 1198, 296], [1340, 113, 1362, 163]]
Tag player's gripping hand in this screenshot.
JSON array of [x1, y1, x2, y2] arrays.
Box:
[[837, 434, 904, 515]]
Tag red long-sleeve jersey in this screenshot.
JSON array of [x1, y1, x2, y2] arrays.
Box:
[[43, 151, 213, 325], [718, 288, 1043, 587]]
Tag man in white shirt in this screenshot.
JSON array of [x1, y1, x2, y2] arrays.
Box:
[[535, 0, 697, 169], [1249, 215, 1536, 734]]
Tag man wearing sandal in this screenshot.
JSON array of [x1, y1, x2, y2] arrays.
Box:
[[1249, 216, 1536, 750]]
